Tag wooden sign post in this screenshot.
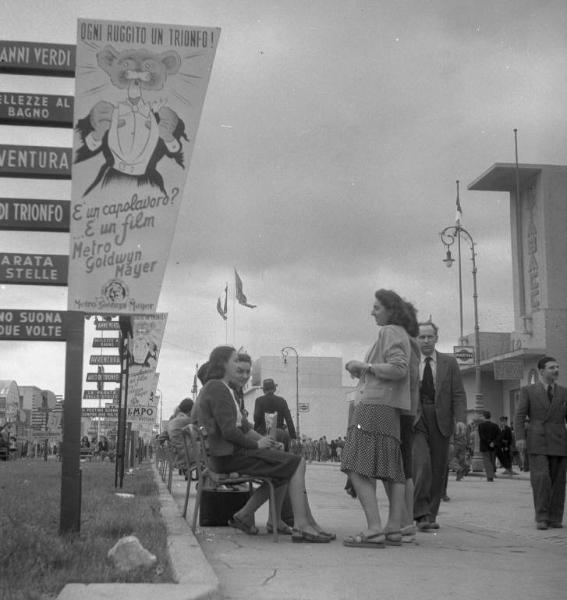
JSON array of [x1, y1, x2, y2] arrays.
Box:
[[59, 312, 85, 534]]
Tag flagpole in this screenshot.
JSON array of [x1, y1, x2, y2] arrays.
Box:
[[232, 277, 236, 345], [225, 281, 229, 345], [456, 180, 464, 344]]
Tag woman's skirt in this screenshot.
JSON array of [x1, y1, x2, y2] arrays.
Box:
[[341, 402, 405, 483], [211, 447, 301, 487]]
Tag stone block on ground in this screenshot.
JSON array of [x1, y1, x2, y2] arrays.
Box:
[[107, 535, 157, 572]]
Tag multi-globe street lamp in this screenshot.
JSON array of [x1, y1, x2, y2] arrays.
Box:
[[281, 346, 300, 437]]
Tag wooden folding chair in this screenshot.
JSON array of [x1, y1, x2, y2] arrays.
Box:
[[166, 445, 177, 492], [181, 425, 199, 520], [184, 424, 280, 542]]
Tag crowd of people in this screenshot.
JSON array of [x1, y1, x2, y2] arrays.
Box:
[[158, 287, 567, 544]]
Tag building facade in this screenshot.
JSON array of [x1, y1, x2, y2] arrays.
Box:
[[458, 163, 567, 423]]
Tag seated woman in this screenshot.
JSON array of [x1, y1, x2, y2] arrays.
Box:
[[194, 345, 333, 542]]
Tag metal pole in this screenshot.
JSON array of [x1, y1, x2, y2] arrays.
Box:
[[281, 346, 300, 438], [59, 311, 85, 534], [457, 227, 464, 344], [158, 389, 163, 434], [295, 355, 300, 438], [471, 241, 483, 412]]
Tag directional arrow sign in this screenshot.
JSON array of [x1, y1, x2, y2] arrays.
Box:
[[92, 337, 120, 348], [89, 355, 121, 365], [95, 320, 121, 331], [0, 92, 73, 127], [0, 198, 70, 231], [0, 145, 71, 179], [0, 253, 68, 285], [83, 390, 120, 400], [0, 41, 75, 77], [0, 309, 68, 341], [82, 406, 119, 417], [86, 372, 121, 383]]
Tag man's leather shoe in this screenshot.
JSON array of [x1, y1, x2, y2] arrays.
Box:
[[416, 518, 433, 531], [549, 522, 563, 529], [536, 521, 549, 530], [428, 521, 440, 529]]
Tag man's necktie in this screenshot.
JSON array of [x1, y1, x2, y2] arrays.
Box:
[[547, 385, 554, 404], [421, 356, 435, 402]]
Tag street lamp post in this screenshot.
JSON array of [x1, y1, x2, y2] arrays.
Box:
[[281, 346, 300, 438], [440, 217, 485, 471], [156, 388, 163, 434]]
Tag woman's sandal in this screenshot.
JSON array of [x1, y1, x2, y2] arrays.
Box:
[[266, 523, 293, 535], [227, 515, 259, 535], [401, 524, 416, 543], [316, 530, 336, 540], [342, 531, 386, 548], [291, 529, 331, 543], [384, 531, 402, 546]]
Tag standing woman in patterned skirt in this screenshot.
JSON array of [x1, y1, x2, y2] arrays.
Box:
[[341, 289, 418, 548]]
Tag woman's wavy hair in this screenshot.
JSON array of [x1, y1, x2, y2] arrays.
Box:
[[205, 346, 236, 381], [375, 289, 419, 337]]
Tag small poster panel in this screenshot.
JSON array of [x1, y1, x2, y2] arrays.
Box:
[[128, 372, 159, 428], [68, 19, 220, 314], [124, 313, 167, 373]]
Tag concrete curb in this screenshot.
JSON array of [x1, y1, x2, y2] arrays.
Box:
[[57, 463, 220, 600]]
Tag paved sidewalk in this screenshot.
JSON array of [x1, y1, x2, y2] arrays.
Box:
[[168, 462, 566, 600]]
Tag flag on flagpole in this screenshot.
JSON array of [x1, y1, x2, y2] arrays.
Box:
[[216, 284, 228, 320], [234, 269, 257, 308], [456, 182, 463, 224], [217, 297, 227, 320], [191, 363, 199, 397]]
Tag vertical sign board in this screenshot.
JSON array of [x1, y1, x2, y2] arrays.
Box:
[[67, 19, 220, 315], [0, 41, 77, 535]]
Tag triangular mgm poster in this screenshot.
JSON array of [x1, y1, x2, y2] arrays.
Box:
[[68, 19, 219, 314]]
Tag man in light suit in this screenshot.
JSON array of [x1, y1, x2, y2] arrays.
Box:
[[515, 356, 567, 530], [412, 321, 467, 530]]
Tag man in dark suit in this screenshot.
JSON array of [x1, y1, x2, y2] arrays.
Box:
[[496, 416, 514, 475], [412, 321, 467, 530], [515, 356, 567, 530], [254, 379, 297, 449], [477, 410, 500, 482]]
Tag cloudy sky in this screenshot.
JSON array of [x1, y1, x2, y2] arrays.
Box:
[[1, 0, 567, 417]]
